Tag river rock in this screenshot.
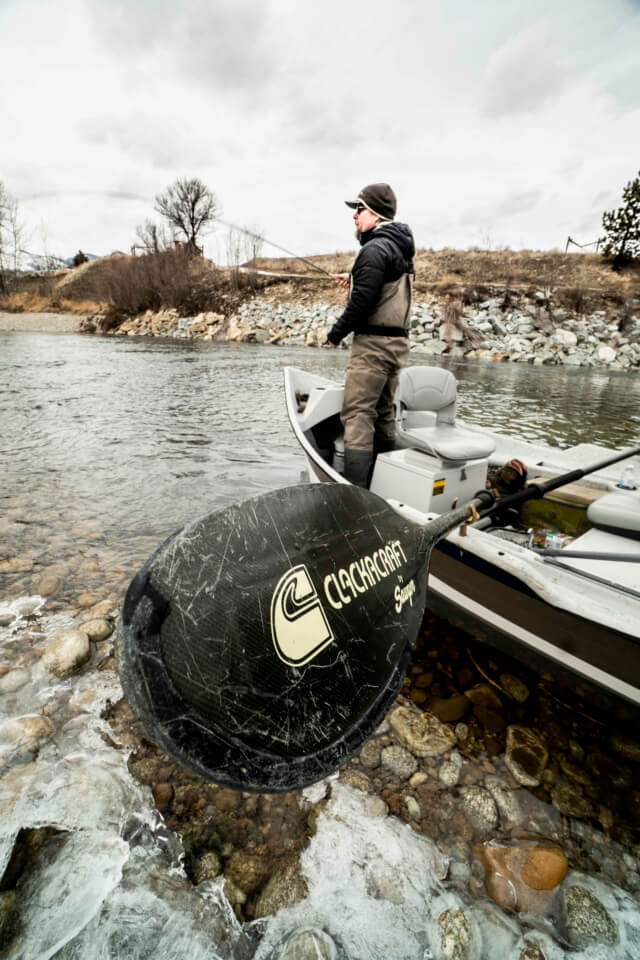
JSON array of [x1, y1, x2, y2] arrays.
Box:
[[484, 775, 523, 826], [14, 597, 41, 616], [505, 726, 548, 787], [42, 628, 91, 677], [254, 855, 308, 918], [431, 694, 470, 723], [550, 780, 594, 819], [225, 850, 268, 895], [596, 345, 617, 363], [0, 668, 31, 694], [380, 744, 418, 779], [0, 714, 54, 765], [365, 795, 389, 818], [0, 607, 14, 627], [278, 928, 337, 960], [499, 673, 529, 702], [459, 787, 498, 836], [358, 739, 382, 769], [439, 750, 463, 787], [389, 703, 456, 757], [476, 839, 567, 914], [464, 683, 503, 709], [81, 618, 113, 642], [518, 932, 566, 960], [35, 572, 61, 596], [0, 556, 34, 573], [609, 734, 640, 764], [553, 329, 578, 348], [560, 884, 618, 947], [77, 591, 102, 608], [85, 599, 117, 620], [192, 850, 222, 884], [340, 769, 371, 792], [151, 782, 174, 812], [437, 907, 474, 960]]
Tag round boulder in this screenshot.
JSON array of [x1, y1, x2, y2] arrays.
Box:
[[42, 628, 91, 677]]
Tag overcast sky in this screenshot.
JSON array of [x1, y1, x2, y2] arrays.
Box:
[[1, 0, 639, 261]]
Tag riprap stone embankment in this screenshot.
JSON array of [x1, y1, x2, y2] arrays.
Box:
[[92, 290, 640, 369]]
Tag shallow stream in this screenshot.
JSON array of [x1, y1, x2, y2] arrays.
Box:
[[1, 332, 640, 958]]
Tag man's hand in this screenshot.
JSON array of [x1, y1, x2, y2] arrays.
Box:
[[332, 272, 350, 289]]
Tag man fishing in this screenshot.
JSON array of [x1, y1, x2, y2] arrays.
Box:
[[325, 183, 415, 488]]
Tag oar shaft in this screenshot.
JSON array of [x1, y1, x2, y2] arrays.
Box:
[[539, 549, 640, 561], [420, 491, 494, 551]]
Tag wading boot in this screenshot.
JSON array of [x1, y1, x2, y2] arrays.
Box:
[[344, 448, 374, 488]]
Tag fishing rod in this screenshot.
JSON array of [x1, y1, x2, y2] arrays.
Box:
[[217, 217, 336, 279]]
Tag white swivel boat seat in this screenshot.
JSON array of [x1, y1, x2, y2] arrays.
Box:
[[394, 366, 496, 465]]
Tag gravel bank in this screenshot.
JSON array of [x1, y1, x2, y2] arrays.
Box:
[[0, 312, 84, 333]]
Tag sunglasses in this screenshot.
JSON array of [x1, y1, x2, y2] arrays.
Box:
[[354, 203, 366, 214]]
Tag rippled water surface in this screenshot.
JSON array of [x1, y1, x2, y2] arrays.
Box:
[[2, 330, 639, 605], [2, 333, 639, 542]]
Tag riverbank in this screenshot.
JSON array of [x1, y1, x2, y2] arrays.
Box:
[[2, 572, 640, 957], [86, 288, 640, 369], [0, 311, 83, 333]]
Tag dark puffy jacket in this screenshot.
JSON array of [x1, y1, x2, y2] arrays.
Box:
[[327, 222, 415, 345]]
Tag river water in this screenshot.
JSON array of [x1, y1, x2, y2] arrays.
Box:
[[2, 332, 640, 959]]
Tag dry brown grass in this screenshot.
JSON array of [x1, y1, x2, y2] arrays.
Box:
[[251, 248, 640, 311], [3, 247, 638, 320], [0, 291, 55, 313]]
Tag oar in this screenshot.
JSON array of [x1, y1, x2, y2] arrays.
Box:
[[481, 444, 640, 519], [117, 483, 492, 793]]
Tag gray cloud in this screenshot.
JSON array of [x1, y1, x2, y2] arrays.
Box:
[[480, 26, 568, 117], [78, 112, 219, 170], [21, 189, 150, 202], [495, 189, 542, 217], [89, 0, 280, 104]]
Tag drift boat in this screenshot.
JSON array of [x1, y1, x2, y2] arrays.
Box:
[[284, 365, 640, 707]]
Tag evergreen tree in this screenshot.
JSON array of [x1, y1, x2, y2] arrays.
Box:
[[600, 170, 640, 268]]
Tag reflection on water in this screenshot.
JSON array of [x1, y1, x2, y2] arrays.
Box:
[[1, 333, 639, 603]]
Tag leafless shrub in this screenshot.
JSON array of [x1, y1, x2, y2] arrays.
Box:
[[441, 291, 483, 346], [561, 286, 589, 315]]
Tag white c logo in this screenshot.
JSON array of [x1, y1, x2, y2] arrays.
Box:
[[270, 564, 334, 666]]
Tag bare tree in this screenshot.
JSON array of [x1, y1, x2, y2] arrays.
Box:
[[37, 220, 66, 271], [0, 181, 8, 277], [134, 218, 172, 254], [225, 224, 265, 289], [0, 183, 28, 289], [6, 196, 27, 272], [154, 177, 220, 250]]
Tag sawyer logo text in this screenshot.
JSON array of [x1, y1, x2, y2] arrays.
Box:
[[323, 539, 408, 610], [270, 564, 334, 666], [394, 579, 416, 612]]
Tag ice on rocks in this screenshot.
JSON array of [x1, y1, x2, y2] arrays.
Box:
[[42, 627, 90, 676], [251, 781, 449, 960]]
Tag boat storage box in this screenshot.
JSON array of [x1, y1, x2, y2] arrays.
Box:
[[371, 449, 489, 515]]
